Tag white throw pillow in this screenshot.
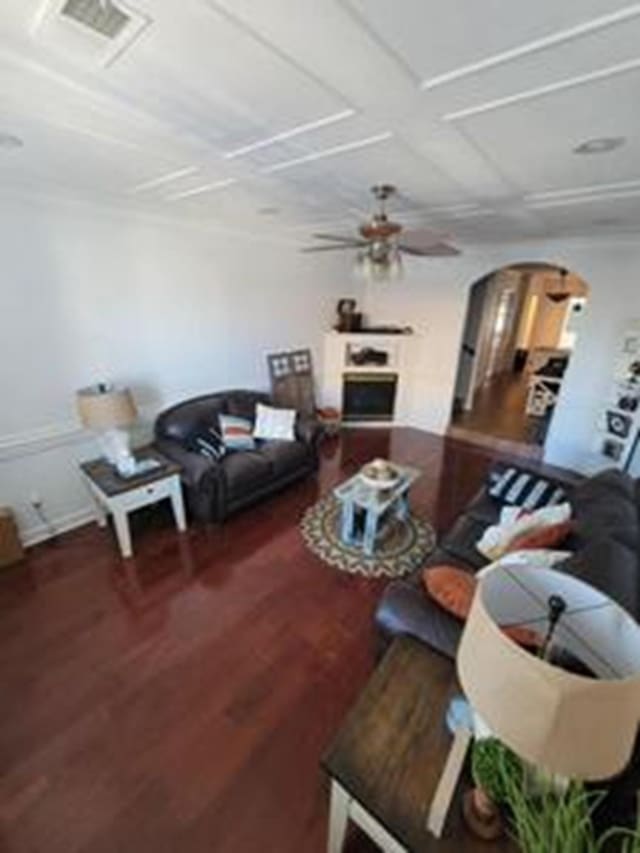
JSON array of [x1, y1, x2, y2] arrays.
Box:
[[477, 549, 573, 579], [476, 502, 572, 561], [253, 403, 297, 441]]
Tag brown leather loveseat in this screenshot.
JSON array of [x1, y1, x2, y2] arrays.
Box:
[[154, 390, 320, 522]]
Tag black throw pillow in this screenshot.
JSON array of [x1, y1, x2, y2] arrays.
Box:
[[488, 465, 566, 509], [185, 424, 226, 461]]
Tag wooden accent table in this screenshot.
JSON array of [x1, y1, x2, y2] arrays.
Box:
[[80, 445, 186, 559], [333, 465, 421, 556], [322, 637, 515, 852]]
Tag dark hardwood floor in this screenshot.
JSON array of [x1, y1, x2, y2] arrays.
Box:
[[0, 429, 545, 853], [450, 371, 549, 453]]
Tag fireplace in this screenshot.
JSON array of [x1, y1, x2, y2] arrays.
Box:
[[342, 372, 398, 422]]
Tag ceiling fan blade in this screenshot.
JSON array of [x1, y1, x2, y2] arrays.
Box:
[[312, 233, 364, 244], [301, 244, 359, 253], [399, 241, 461, 257], [400, 226, 447, 244]]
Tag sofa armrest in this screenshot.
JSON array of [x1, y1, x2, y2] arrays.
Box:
[[154, 437, 222, 490], [296, 414, 322, 447], [375, 580, 463, 661]]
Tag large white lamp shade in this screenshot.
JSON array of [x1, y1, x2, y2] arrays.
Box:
[[76, 384, 138, 475], [457, 562, 640, 781]]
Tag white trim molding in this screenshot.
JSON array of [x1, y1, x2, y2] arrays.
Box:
[[422, 4, 640, 90], [0, 422, 86, 462], [22, 506, 96, 548], [444, 57, 640, 121]]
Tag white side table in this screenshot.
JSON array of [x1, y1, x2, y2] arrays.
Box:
[[80, 446, 186, 558]]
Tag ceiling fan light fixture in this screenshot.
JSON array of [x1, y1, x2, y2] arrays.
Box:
[[354, 242, 403, 282], [306, 183, 460, 270], [387, 249, 404, 281]]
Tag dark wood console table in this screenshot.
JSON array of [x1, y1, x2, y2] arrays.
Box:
[[322, 636, 515, 852]]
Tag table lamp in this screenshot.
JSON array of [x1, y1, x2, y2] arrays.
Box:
[[76, 383, 138, 477], [457, 561, 640, 782]]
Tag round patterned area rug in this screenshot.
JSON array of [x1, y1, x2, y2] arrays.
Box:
[[300, 493, 436, 578]]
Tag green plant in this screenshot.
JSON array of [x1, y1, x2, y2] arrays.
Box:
[[499, 771, 602, 853], [471, 737, 523, 805], [496, 762, 640, 853], [469, 737, 640, 851], [598, 814, 640, 853]]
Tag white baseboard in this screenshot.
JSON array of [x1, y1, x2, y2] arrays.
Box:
[[22, 505, 96, 548]]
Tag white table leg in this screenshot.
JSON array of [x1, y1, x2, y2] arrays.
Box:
[[340, 500, 355, 546], [93, 497, 108, 529], [396, 492, 409, 522], [83, 476, 108, 528], [328, 780, 350, 853], [363, 508, 378, 556], [170, 479, 187, 532], [112, 509, 133, 559]]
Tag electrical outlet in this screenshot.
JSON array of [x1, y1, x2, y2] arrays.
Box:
[[30, 491, 43, 509]]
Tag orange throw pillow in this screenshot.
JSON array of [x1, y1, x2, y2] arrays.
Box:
[[502, 625, 543, 649], [422, 566, 477, 621], [423, 566, 544, 650], [507, 520, 573, 552]]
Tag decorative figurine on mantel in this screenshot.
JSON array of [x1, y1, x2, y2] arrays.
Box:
[[334, 298, 362, 333]]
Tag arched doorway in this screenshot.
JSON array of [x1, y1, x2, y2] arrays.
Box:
[[448, 262, 589, 457]]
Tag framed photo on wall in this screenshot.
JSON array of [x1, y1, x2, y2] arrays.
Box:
[[595, 319, 640, 468], [605, 410, 633, 439], [602, 438, 625, 462]]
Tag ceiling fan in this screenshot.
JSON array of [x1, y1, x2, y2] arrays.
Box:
[[301, 184, 460, 279]]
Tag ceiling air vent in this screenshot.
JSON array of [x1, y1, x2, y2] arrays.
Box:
[[33, 0, 151, 66], [60, 0, 131, 40]]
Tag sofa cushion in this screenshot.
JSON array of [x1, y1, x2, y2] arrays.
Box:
[[219, 415, 256, 451], [440, 514, 490, 570], [185, 425, 226, 461], [375, 580, 464, 660], [253, 403, 296, 442], [575, 469, 637, 502], [422, 566, 476, 621], [559, 538, 640, 618], [488, 466, 567, 509], [507, 520, 573, 553], [571, 470, 639, 550], [464, 490, 503, 525], [221, 451, 272, 500], [226, 391, 270, 423], [256, 440, 310, 479], [157, 397, 226, 443]]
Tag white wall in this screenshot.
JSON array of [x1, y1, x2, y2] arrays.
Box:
[[3, 191, 639, 548], [0, 194, 357, 543], [362, 238, 640, 474]]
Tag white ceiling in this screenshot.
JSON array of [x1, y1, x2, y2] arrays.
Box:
[[1, 0, 640, 245]]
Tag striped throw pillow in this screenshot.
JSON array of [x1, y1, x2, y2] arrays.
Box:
[[219, 414, 255, 451], [186, 425, 226, 461], [488, 467, 566, 510]]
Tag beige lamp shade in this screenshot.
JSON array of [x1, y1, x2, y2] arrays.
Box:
[[457, 561, 640, 781], [76, 384, 137, 430]]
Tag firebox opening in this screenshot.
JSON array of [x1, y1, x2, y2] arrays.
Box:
[[342, 372, 398, 422]]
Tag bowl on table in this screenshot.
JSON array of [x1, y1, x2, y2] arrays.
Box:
[[360, 459, 400, 490]]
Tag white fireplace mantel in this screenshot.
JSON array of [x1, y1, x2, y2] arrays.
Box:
[[321, 331, 423, 426]]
